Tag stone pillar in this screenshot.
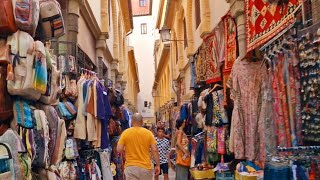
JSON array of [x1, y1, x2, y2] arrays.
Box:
[[67, 0, 81, 54], [227, 0, 246, 60], [111, 59, 119, 88]]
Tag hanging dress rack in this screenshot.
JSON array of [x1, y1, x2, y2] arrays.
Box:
[[80, 67, 97, 76]]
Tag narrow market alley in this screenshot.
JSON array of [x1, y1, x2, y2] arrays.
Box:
[[0, 0, 319, 180]]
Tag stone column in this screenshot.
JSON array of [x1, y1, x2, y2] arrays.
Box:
[[67, 0, 81, 54], [227, 0, 246, 60], [111, 59, 119, 88]]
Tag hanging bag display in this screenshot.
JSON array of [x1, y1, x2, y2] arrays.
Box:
[[18, 152, 32, 180], [0, 143, 14, 179], [40, 48, 61, 105], [64, 138, 79, 160], [0, 40, 11, 65], [39, 0, 65, 40], [32, 109, 50, 168], [65, 76, 78, 99], [33, 41, 48, 94], [0, 64, 13, 121], [0, 0, 17, 35], [15, 0, 40, 36], [7, 31, 43, 101], [13, 99, 34, 128]]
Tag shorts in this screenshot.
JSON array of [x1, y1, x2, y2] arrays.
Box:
[[155, 163, 169, 175]]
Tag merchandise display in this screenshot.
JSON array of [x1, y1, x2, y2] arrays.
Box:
[[175, 2, 319, 179], [0, 1, 130, 179]]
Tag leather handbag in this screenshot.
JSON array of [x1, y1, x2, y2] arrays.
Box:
[[0, 64, 13, 121], [0, 40, 10, 65], [0, 0, 17, 35], [176, 149, 191, 167]]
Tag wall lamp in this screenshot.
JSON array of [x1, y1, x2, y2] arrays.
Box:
[[159, 26, 187, 42]]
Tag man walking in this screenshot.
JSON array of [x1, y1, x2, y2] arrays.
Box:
[[154, 127, 171, 180], [117, 113, 160, 180]]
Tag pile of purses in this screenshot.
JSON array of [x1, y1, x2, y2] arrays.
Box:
[[13, 99, 67, 179]]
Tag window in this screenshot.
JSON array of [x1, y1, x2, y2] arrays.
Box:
[[183, 18, 188, 48], [141, 23, 147, 34], [144, 101, 148, 107], [139, 0, 147, 7], [195, 0, 201, 29]]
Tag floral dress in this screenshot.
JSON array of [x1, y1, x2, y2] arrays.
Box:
[[227, 60, 269, 162]]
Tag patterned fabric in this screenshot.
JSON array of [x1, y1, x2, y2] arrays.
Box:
[[14, 99, 34, 128], [203, 22, 224, 84], [223, 13, 237, 72], [227, 60, 267, 162], [0, 129, 26, 180], [245, 0, 300, 52], [212, 90, 229, 125], [270, 50, 302, 147], [33, 52, 47, 94], [206, 126, 217, 153], [155, 137, 170, 164], [196, 49, 206, 83]]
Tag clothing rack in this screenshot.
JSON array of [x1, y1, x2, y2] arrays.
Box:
[[277, 146, 320, 152], [80, 67, 97, 76]]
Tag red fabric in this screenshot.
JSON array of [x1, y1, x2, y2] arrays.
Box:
[[245, 0, 300, 52], [203, 22, 224, 84], [223, 13, 237, 72]]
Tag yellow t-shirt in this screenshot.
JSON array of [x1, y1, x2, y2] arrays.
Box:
[[118, 127, 156, 169]]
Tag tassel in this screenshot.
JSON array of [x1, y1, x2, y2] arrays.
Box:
[[6, 64, 14, 81]]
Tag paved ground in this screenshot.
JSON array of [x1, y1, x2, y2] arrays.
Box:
[[158, 168, 176, 180]]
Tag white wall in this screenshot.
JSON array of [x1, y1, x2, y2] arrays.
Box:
[[129, 0, 160, 119]]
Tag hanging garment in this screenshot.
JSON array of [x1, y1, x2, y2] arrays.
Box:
[[204, 93, 214, 126], [99, 151, 113, 180], [227, 60, 268, 162], [74, 77, 86, 140]]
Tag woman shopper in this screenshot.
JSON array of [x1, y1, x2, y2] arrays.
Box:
[[175, 119, 190, 180]]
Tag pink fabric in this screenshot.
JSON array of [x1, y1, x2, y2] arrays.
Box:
[[227, 60, 267, 161]]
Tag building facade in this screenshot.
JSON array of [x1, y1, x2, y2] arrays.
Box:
[[153, 0, 230, 121], [129, 0, 160, 124], [53, 0, 139, 111]]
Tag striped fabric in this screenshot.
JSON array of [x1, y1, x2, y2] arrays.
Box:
[[33, 55, 48, 94], [15, 0, 32, 30]]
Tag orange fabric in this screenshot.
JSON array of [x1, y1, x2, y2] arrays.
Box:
[[87, 84, 95, 115]]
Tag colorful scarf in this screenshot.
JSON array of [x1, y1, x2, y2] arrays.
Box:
[[33, 53, 48, 94]]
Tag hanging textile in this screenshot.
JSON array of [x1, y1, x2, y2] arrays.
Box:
[[222, 12, 237, 72], [203, 21, 225, 84], [196, 47, 206, 83], [245, 0, 301, 52], [227, 60, 268, 163]]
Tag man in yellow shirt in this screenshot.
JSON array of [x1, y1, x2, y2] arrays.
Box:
[[117, 113, 160, 180]]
